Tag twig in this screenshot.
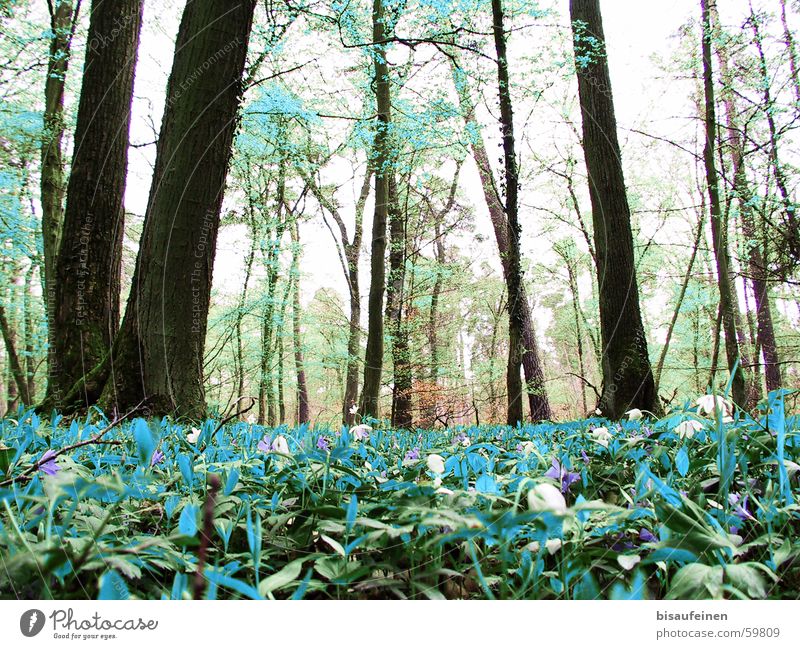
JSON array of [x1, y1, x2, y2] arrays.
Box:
[[0, 405, 141, 488], [565, 372, 601, 401], [211, 396, 257, 437], [193, 473, 220, 600]]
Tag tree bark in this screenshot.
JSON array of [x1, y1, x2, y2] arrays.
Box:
[[700, 0, 747, 406], [98, 0, 256, 418], [41, 0, 79, 382], [45, 0, 142, 409], [385, 176, 412, 428], [359, 0, 392, 420], [290, 221, 309, 424], [780, 0, 800, 105], [569, 0, 657, 419], [450, 49, 552, 423]]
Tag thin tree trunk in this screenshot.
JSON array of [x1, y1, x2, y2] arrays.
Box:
[[235, 213, 257, 407], [450, 57, 551, 422], [45, 0, 143, 410], [41, 0, 79, 382], [780, 0, 800, 104], [701, 0, 747, 406], [570, 0, 657, 418], [24, 264, 36, 401], [96, 0, 256, 418], [653, 212, 704, 395], [0, 303, 30, 406], [290, 221, 309, 425], [750, 4, 800, 271], [360, 0, 391, 420]]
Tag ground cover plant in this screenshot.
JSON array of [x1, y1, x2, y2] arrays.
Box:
[[1, 390, 798, 600]]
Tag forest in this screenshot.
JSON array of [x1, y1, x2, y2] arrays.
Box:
[[0, 0, 799, 601]]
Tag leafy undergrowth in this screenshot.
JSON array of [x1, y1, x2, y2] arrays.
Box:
[[1, 392, 799, 600]]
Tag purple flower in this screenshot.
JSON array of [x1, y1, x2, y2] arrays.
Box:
[[257, 435, 272, 453], [544, 458, 580, 493], [639, 528, 657, 543], [150, 448, 165, 467], [317, 437, 331, 452], [39, 449, 60, 476], [404, 447, 420, 462], [580, 450, 590, 465], [729, 493, 755, 522]]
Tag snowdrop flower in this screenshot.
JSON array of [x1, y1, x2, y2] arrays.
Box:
[[545, 538, 562, 555], [349, 424, 372, 442], [519, 440, 535, 456], [349, 404, 358, 415], [426, 453, 445, 475], [617, 555, 641, 571], [590, 426, 612, 448], [187, 427, 200, 445], [525, 541, 541, 553], [272, 435, 290, 455], [527, 482, 567, 514], [625, 408, 643, 421], [595, 408, 602, 416], [435, 486, 454, 496], [696, 394, 732, 417], [675, 419, 703, 439]]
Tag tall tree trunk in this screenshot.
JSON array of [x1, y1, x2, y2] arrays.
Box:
[[24, 263, 37, 401], [712, 4, 782, 393], [45, 0, 143, 409], [450, 57, 551, 422], [569, 0, 657, 419], [700, 0, 747, 406], [385, 177, 412, 428], [97, 0, 256, 418], [492, 0, 546, 425], [290, 222, 309, 424], [359, 0, 391, 420], [235, 213, 257, 407], [653, 212, 704, 395], [41, 0, 79, 382], [556, 242, 588, 415]]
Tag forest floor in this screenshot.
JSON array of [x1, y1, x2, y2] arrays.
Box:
[[0, 392, 798, 599]]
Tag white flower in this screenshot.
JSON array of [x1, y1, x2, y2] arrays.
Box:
[[426, 453, 445, 475], [272, 435, 290, 455], [187, 427, 200, 445], [461, 437, 471, 448], [349, 424, 372, 441], [590, 426, 612, 448], [696, 394, 733, 417], [520, 441, 535, 456], [545, 539, 562, 555], [246, 414, 256, 425], [525, 541, 540, 553], [675, 419, 703, 439], [595, 408, 602, 416], [433, 476, 442, 489], [435, 486, 454, 496], [527, 483, 567, 514], [349, 404, 359, 415], [625, 408, 643, 421], [617, 555, 641, 571]]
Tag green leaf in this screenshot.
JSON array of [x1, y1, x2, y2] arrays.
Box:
[[98, 569, 130, 600], [178, 504, 198, 537], [666, 563, 723, 599], [259, 559, 306, 597]]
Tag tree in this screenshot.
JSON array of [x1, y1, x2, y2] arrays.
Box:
[[45, 0, 143, 408], [450, 54, 552, 423], [96, 0, 256, 418], [40, 0, 80, 382], [699, 0, 747, 406], [359, 0, 393, 420], [569, 0, 658, 419]]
